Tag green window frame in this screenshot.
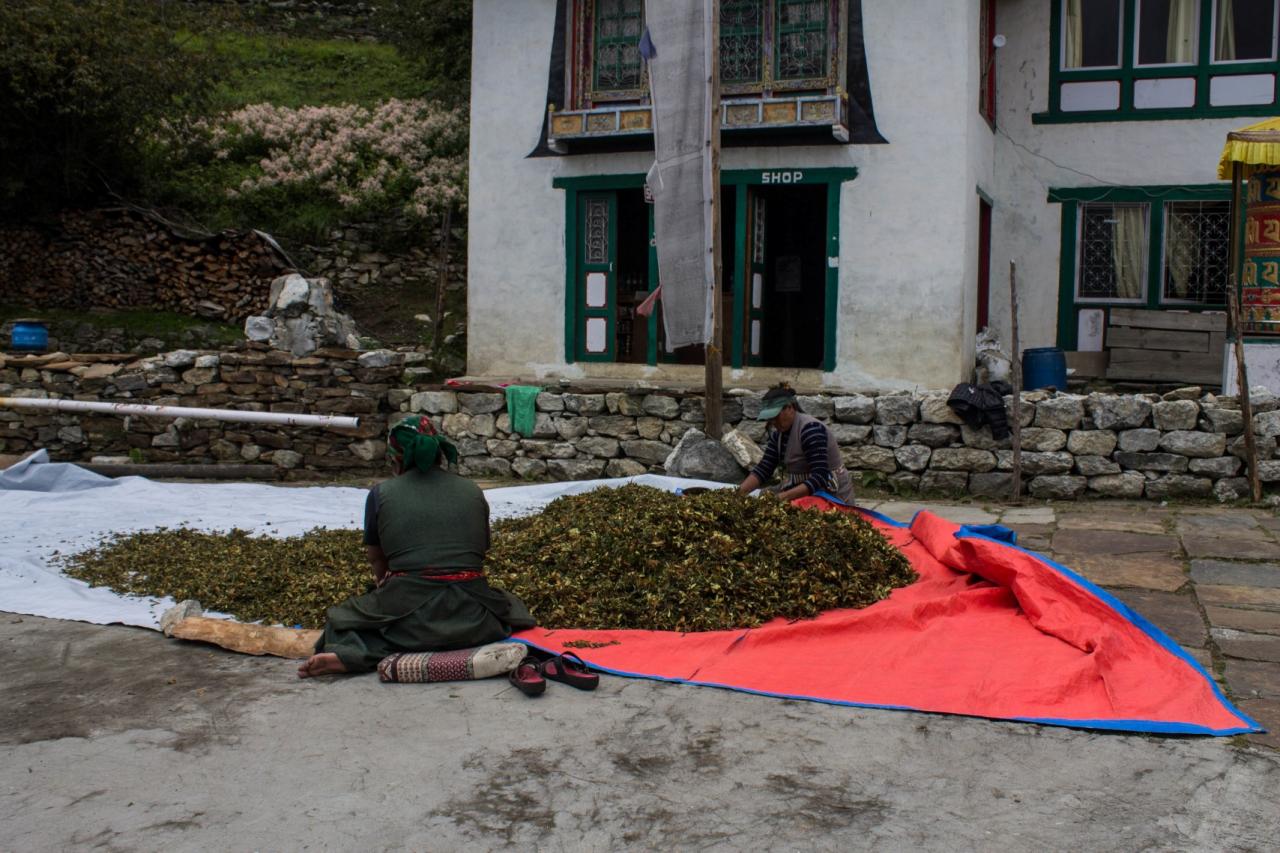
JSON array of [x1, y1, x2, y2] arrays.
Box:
[[590, 0, 647, 100], [1052, 184, 1235, 349], [1037, 0, 1280, 123], [555, 168, 854, 372], [774, 0, 832, 83]]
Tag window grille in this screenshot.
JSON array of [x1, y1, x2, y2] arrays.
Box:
[[1077, 202, 1149, 300], [776, 0, 829, 80], [585, 198, 610, 264], [1163, 201, 1229, 303], [722, 0, 766, 85], [593, 0, 645, 92], [581, 0, 838, 105]]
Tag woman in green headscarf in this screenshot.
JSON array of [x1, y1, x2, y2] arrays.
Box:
[[298, 415, 535, 677]]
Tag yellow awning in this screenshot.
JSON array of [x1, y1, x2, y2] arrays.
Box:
[[1217, 117, 1280, 179]]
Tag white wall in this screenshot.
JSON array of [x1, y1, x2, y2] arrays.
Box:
[[834, 0, 986, 391], [468, 0, 988, 391], [989, 0, 1243, 354], [467, 0, 567, 379]]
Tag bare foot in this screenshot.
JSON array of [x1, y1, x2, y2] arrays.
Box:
[[297, 652, 347, 679]]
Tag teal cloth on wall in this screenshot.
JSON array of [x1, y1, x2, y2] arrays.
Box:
[[504, 385, 542, 438]]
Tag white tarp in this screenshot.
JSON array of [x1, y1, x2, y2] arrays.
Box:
[[0, 451, 726, 630], [645, 0, 715, 351]]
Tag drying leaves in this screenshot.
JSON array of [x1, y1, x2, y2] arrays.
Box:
[[62, 527, 368, 629], [485, 485, 915, 632], [62, 485, 915, 632]]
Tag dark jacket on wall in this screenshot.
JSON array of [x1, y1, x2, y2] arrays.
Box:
[[947, 381, 1012, 440]]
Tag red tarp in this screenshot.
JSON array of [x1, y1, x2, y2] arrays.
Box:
[[515, 499, 1260, 735]]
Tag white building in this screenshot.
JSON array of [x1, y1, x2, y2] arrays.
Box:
[[467, 0, 1280, 391]]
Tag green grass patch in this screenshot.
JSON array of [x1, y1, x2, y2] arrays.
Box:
[[187, 30, 432, 110], [0, 304, 242, 345]]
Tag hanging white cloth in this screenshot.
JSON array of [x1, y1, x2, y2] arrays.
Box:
[[644, 0, 715, 351]]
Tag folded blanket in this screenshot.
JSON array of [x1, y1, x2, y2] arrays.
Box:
[[377, 641, 526, 683]]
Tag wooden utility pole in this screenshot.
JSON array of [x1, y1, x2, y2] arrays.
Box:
[[432, 205, 454, 352], [1229, 288, 1263, 501], [1009, 261, 1023, 502], [703, 0, 724, 439], [1227, 162, 1263, 502]]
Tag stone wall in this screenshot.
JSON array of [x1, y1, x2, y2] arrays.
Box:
[[293, 221, 466, 320], [0, 345, 419, 480], [423, 386, 1270, 502], [2, 346, 1275, 501]]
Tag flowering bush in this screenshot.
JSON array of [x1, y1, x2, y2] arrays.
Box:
[[159, 98, 467, 223]]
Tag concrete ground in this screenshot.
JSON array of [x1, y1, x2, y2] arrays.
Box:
[[2, 496, 1280, 851]]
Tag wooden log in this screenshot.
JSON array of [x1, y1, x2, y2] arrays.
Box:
[[166, 616, 321, 659], [1108, 308, 1228, 333], [79, 463, 279, 480], [1009, 261, 1023, 503]]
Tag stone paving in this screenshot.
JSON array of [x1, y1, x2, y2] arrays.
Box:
[[861, 497, 1280, 750]]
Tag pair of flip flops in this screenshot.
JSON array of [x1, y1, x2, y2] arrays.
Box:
[[508, 651, 599, 697]]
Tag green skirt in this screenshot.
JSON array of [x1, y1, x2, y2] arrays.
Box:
[[315, 576, 536, 672]]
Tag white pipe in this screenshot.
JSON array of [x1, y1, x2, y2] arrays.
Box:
[[0, 397, 360, 430]]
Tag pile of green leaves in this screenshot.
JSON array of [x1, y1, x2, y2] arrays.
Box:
[[62, 527, 368, 629], [485, 485, 915, 632], [61, 486, 915, 632]]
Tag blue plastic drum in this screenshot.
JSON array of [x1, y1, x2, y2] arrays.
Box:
[[10, 321, 49, 352], [1022, 346, 1068, 391]]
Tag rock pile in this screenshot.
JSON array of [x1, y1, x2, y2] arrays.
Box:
[[243, 275, 361, 357]]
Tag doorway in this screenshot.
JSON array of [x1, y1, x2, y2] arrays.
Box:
[[977, 197, 992, 333], [744, 184, 828, 368]]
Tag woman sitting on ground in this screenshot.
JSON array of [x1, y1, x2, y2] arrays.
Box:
[[737, 383, 854, 504], [298, 415, 534, 678]]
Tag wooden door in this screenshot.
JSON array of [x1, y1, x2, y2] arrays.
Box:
[[744, 190, 767, 366], [576, 192, 617, 361]]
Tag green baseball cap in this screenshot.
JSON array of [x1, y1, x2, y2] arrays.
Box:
[[756, 393, 795, 421]]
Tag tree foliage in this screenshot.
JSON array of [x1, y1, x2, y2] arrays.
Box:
[[0, 0, 224, 217], [373, 0, 473, 106], [156, 99, 468, 229]]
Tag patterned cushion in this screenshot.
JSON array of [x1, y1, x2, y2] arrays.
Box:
[[377, 642, 526, 683]]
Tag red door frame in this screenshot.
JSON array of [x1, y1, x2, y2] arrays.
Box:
[[977, 198, 992, 333]]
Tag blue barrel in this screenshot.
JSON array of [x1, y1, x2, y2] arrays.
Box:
[[1022, 346, 1068, 391], [10, 321, 49, 352]]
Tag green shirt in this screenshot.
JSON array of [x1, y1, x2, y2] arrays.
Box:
[[363, 467, 490, 570]]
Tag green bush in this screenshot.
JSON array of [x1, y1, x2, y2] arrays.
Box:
[[374, 0, 472, 106], [0, 0, 224, 217]]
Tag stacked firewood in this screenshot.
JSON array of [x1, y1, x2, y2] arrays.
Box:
[[0, 209, 291, 322]]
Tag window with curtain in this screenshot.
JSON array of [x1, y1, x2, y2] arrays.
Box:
[[1214, 0, 1279, 61], [1064, 0, 1124, 68], [1077, 203, 1149, 300], [1047, 0, 1280, 118], [1163, 201, 1230, 302], [1138, 0, 1199, 64]]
